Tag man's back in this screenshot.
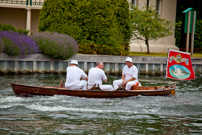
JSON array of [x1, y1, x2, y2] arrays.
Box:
[[88, 67, 107, 86], [66, 66, 86, 88]]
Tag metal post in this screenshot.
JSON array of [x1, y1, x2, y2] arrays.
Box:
[[186, 11, 191, 53], [190, 11, 196, 56]]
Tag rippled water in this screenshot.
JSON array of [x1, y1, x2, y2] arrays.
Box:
[[0, 74, 202, 134]]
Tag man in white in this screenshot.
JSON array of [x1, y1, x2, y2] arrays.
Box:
[[113, 57, 141, 91], [88, 62, 113, 90], [65, 60, 88, 90]]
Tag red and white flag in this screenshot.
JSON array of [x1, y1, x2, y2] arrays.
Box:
[[166, 49, 195, 80]]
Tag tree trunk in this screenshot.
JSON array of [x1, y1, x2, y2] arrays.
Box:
[[145, 38, 150, 54]]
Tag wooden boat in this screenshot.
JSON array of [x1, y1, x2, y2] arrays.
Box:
[[11, 82, 176, 98]]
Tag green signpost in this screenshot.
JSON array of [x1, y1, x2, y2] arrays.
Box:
[[183, 8, 198, 56]]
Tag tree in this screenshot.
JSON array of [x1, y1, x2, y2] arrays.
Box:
[[130, 6, 174, 54], [38, 0, 131, 55], [194, 19, 202, 51]]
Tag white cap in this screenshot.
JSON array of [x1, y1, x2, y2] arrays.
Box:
[[125, 57, 132, 63], [70, 60, 78, 65]]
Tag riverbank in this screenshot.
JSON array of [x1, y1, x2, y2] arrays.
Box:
[[0, 53, 202, 75]]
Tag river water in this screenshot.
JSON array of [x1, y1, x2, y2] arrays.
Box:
[[0, 74, 202, 135]]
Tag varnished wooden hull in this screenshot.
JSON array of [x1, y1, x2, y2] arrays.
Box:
[[11, 83, 176, 98]]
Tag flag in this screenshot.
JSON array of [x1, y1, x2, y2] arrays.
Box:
[[166, 49, 195, 80]]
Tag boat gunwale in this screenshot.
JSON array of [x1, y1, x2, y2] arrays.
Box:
[[10, 82, 175, 93]]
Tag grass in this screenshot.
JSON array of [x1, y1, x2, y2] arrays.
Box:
[[78, 51, 202, 57], [129, 52, 202, 57]]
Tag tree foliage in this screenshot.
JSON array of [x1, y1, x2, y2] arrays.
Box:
[[175, 18, 182, 48], [38, 0, 131, 55], [130, 6, 174, 54], [194, 19, 202, 51]]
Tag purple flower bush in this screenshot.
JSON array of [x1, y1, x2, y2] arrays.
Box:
[[0, 38, 4, 53], [29, 32, 78, 60], [0, 31, 39, 58]]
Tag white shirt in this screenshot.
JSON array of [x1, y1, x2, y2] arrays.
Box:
[[88, 67, 107, 86], [65, 66, 87, 88], [122, 65, 138, 81]]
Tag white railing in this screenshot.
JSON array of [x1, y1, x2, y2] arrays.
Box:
[[0, 0, 44, 6]]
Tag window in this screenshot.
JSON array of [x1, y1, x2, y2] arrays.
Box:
[[156, 0, 161, 14], [130, 0, 137, 10], [131, 0, 136, 6]]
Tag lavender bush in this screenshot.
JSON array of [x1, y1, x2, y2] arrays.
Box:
[[0, 31, 39, 58], [0, 38, 4, 53], [29, 32, 78, 60]]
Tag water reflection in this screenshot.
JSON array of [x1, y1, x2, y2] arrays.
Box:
[[0, 74, 202, 134]]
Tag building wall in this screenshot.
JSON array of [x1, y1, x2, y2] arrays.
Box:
[[0, 7, 27, 30], [31, 9, 40, 33]]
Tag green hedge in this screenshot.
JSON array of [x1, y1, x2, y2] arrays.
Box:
[[78, 43, 128, 55], [38, 0, 131, 55], [194, 19, 202, 50], [0, 23, 29, 35], [175, 19, 182, 47]]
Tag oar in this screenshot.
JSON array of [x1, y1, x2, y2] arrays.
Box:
[[138, 79, 178, 84]]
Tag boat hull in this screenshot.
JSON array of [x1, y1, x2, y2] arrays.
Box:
[[11, 83, 176, 98]]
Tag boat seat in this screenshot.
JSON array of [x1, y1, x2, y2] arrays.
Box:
[[131, 86, 148, 90]]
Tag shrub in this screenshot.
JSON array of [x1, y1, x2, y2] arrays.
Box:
[[0, 38, 4, 53], [29, 32, 78, 60], [0, 31, 39, 58], [78, 43, 128, 55], [175, 19, 182, 47], [194, 19, 202, 50], [0, 23, 29, 35], [38, 0, 131, 55]]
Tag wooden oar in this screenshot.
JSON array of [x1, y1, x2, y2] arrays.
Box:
[[138, 79, 178, 84]]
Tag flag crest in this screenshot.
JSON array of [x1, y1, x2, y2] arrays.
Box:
[[166, 50, 195, 80]]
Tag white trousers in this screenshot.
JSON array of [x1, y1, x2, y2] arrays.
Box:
[[87, 84, 113, 91], [66, 80, 87, 90], [113, 79, 141, 91]]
